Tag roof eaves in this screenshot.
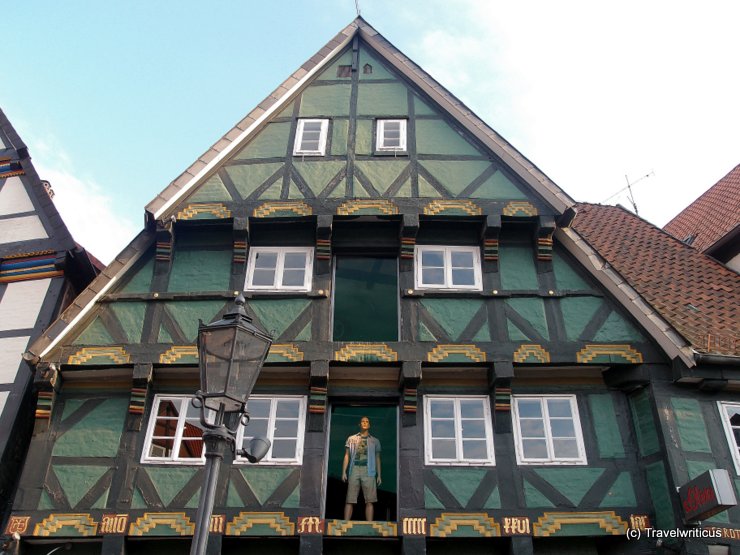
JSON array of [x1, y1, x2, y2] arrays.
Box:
[[556, 226, 696, 368]]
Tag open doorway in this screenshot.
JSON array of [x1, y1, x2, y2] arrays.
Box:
[[325, 405, 397, 521]]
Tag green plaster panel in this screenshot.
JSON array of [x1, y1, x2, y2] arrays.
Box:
[[295, 322, 311, 341], [507, 321, 528, 341], [119, 257, 154, 294], [499, 244, 538, 290], [91, 488, 109, 509], [248, 299, 310, 339], [599, 472, 636, 507], [534, 468, 604, 506], [168, 249, 231, 292], [432, 468, 487, 507], [418, 173, 443, 198], [233, 122, 290, 160], [395, 179, 412, 197], [53, 398, 127, 457], [145, 467, 198, 507], [588, 394, 625, 458], [472, 324, 492, 342], [188, 174, 231, 202], [424, 486, 445, 509], [473, 170, 527, 200], [358, 47, 397, 81], [629, 389, 660, 457], [165, 300, 225, 342], [414, 96, 438, 116], [420, 160, 491, 197], [419, 322, 437, 342], [54, 465, 109, 508], [329, 179, 347, 198], [72, 317, 115, 346], [283, 484, 300, 508], [356, 82, 408, 116], [672, 398, 711, 453], [293, 161, 345, 196], [484, 486, 501, 509], [38, 490, 55, 510], [415, 119, 481, 156], [241, 467, 294, 505], [259, 180, 283, 200], [131, 487, 148, 509], [331, 119, 349, 156], [687, 460, 729, 523], [288, 181, 303, 199], [506, 298, 549, 340], [548, 523, 606, 537], [560, 297, 603, 341], [276, 101, 295, 119], [62, 399, 86, 422], [225, 163, 284, 199], [593, 312, 645, 342], [553, 251, 591, 290], [158, 326, 173, 344], [354, 160, 408, 196], [355, 119, 373, 155], [226, 482, 242, 507], [523, 478, 555, 508], [420, 299, 485, 341], [109, 303, 147, 343], [300, 84, 351, 117], [646, 461, 674, 529], [316, 48, 353, 80]]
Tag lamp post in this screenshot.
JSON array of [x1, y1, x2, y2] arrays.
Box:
[[189, 294, 273, 555]]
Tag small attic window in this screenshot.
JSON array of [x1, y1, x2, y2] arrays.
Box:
[[363, 63, 373, 74], [293, 119, 329, 156], [337, 65, 352, 78], [376, 119, 407, 152]]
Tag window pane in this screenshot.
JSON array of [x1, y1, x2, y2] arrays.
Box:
[[243, 419, 269, 439], [550, 419, 576, 438], [451, 251, 474, 268], [429, 400, 454, 418], [178, 438, 204, 459], [547, 399, 573, 418], [422, 268, 444, 285], [274, 419, 298, 438], [462, 440, 487, 459], [281, 269, 305, 286], [247, 399, 271, 417], [552, 438, 579, 459], [284, 252, 306, 269], [727, 406, 740, 425], [517, 399, 542, 418], [431, 420, 456, 438], [154, 418, 179, 438], [733, 428, 740, 446], [460, 400, 484, 419], [254, 252, 278, 269], [252, 268, 275, 286], [432, 439, 456, 459], [461, 420, 485, 438], [157, 399, 182, 417], [522, 439, 548, 458], [519, 419, 545, 438], [276, 400, 300, 418], [272, 439, 297, 459], [421, 250, 444, 267], [451, 268, 475, 285], [149, 438, 174, 458]]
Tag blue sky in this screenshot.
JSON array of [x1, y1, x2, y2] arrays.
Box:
[[4, 1, 739, 262]]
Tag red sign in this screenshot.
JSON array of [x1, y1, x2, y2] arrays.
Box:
[[679, 469, 737, 522]]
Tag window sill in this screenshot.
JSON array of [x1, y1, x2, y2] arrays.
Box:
[[373, 150, 408, 157]]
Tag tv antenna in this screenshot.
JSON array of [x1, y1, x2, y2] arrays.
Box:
[[355, 0, 361, 16], [601, 171, 654, 216]]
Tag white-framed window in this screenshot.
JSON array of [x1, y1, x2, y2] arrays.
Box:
[[423, 395, 495, 465], [376, 119, 407, 152], [415, 245, 482, 290], [142, 395, 208, 464], [512, 395, 587, 465], [235, 396, 306, 465], [718, 402, 740, 474], [245, 247, 313, 291], [293, 119, 329, 155]]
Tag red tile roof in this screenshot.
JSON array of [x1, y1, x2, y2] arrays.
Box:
[[664, 164, 740, 252], [573, 203, 740, 357]]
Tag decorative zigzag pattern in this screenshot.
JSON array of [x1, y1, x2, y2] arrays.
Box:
[[128, 512, 195, 536], [423, 200, 481, 216], [253, 201, 312, 218], [503, 201, 537, 217], [513, 344, 551, 363], [334, 343, 398, 362], [429, 513, 500, 538], [532, 511, 627, 537], [177, 203, 232, 220], [336, 199, 399, 215], [576, 344, 643, 364], [33, 514, 98, 537], [325, 519, 397, 537], [427, 344, 486, 363], [226, 512, 295, 536], [159, 345, 198, 364], [67, 347, 131, 365]]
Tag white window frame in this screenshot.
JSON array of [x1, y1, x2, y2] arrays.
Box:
[[415, 245, 482, 291], [293, 119, 329, 156], [423, 395, 495, 466], [141, 395, 206, 465], [235, 395, 307, 465], [512, 395, 587, 465], [245, 247, 314, 292], [718, 401, 740, 475], [376, 119, 407, 152]]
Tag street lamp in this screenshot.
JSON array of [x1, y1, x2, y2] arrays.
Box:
[[189, 294, 273, 555]]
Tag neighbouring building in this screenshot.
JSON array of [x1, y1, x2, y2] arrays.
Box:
[[3, 18, 739, 555], [0, 110, 101, 526], [664, 164, 740, 272]]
